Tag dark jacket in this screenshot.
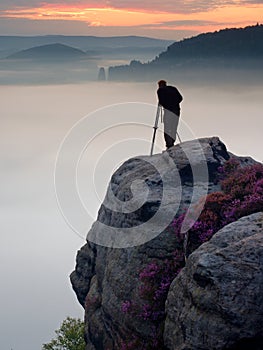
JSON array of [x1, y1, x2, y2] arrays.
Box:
[[157, 85, 183, 116]]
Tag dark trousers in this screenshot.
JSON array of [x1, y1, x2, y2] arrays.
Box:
[[164, 133, 175, 149], [163, 109, 180, 149]]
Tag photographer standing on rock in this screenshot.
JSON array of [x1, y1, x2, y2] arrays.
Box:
[[157, 80, 183, 149]]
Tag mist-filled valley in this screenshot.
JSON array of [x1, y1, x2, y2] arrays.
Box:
[[1, 25, 262, 85], [1, 79, 262, 350], [0, 35, 172, 84], [1, 56, 263, 91]]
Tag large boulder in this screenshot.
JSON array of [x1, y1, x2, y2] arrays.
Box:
[[70, 137, 259, 349], [164, 212, 263, 350]]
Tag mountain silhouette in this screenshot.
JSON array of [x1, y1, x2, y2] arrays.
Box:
[[108, 24, 263, 81], [6, 43, 87, 61], [155, 23, 263, 62]]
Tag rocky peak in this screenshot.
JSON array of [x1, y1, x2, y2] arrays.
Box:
[[70, 136, 262, 350]]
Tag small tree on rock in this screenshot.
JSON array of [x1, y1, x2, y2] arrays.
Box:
[[42, 317, 85, 350]]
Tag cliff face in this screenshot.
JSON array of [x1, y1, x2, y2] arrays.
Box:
[[70, 137, 262, 350]]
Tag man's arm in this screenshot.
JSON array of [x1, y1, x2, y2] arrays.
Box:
[[171, 86, 183, 104]]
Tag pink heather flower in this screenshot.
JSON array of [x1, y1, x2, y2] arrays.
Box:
[[254, 179, 263, 195], [199, 229, 214, 243], [140, 304, 152, 320], [139, 262, 159, 279], [121, 300, 132, 313]]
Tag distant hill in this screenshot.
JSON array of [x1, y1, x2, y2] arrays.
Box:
[[6, 43, 87, 61], [0, 35, 173, 59], [108, 24, 263, 81], [155, 23, 263, 62]]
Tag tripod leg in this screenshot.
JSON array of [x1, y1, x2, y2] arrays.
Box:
[[150, 105, 161, 156], [176, 132, 182, 144]]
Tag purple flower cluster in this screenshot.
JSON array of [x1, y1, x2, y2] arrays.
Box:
[[174, 160, 263, 248], [139, 262, 159, 279], [121, 300, 132, 314]]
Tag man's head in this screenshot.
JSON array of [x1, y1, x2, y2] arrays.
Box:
[[158, 80, 167, 88]]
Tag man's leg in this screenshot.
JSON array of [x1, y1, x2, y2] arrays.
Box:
[[163, 109, 179, 149], [164, 133, 175, 149]]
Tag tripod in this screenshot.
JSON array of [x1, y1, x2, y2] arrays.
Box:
[[150, 104, 162, 156], [150, 104, 182, 156]]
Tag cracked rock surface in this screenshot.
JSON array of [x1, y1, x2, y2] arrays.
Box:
[[164, 212, 263, 350]]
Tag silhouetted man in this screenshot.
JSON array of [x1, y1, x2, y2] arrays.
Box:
[[157, 80, 183, 149]]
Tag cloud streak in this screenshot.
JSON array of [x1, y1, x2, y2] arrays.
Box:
[[139, 18, 253, 29], [0, 16, 198, 39], [0, 0, 261, 38], [0, 0, 262, 14], [141, 20, 226, 27]]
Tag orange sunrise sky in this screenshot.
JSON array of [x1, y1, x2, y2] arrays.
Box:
[[0, 0, 262, 38]]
